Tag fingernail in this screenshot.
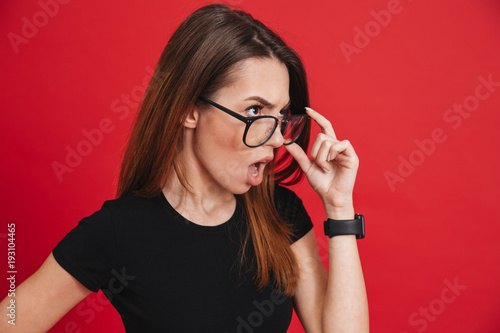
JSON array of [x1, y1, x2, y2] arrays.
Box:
[[305, 107, 315, 112], [327, 153, 331, 162], [322, 167, 330, 174]]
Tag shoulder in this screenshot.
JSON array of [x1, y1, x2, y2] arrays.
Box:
[[103, 194, 158, 211], [273, 184, 311, 222], [274, 183, 299, 199], [77, 194, 165, 229], [274, 184, 306, 210], [274, 184, 313, 243], [101, 193, 164, 216]]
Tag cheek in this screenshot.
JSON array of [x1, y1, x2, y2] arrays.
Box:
[[210, 121, 242, 149], [195, 117, 249, 172], [203, 117, 242, 153]]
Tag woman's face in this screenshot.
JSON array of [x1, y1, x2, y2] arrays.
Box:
[[190, 57, 290, 195]]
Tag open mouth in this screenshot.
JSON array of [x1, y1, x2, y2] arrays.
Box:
[[247, 156, 273, 186], [250, 162, 262, 177]]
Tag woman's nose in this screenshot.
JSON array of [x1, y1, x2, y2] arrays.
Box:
[[265, 122, 285, 148]]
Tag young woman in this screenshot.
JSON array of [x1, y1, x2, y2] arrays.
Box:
[[0, 4, 368, 332]]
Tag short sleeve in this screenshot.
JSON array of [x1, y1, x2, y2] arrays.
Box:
[[274, 185, 314, 244], [52, 202, 118, 293]]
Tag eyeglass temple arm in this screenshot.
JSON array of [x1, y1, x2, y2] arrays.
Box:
[[198, 96, 250, 123]]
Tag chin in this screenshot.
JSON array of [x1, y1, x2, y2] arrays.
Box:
[[226, 182, 253, 195], [232, 185, 252, 195]]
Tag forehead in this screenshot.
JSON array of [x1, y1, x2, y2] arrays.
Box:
[[215, 57, 290, 107]]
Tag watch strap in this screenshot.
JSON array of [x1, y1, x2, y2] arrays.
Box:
[[324, 213, 365, 239]]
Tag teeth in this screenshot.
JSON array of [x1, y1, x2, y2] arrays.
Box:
[[251, 163, 259, 177]]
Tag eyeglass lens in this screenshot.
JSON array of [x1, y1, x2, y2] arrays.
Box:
[[245, 115, 307, 147]]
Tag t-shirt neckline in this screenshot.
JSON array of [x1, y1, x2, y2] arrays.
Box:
[[158, 191, 241, 232]]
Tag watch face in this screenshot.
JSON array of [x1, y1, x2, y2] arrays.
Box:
[[356, 214, 365, 239]]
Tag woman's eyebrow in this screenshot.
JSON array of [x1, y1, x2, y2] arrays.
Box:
[[244, 96, 291, 110]]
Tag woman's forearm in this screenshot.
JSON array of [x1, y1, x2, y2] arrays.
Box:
[[322, 205, 369, 332]]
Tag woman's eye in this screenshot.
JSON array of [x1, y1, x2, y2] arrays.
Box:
[[245, 105, 263, 117]]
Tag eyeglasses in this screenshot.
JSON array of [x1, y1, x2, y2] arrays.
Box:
[[198, 96, 309, 148]]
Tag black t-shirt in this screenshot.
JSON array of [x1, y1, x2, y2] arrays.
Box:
[[52, 185, 313, 332]]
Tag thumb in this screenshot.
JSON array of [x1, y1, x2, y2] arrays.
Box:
[[284, 143, 312, 173]]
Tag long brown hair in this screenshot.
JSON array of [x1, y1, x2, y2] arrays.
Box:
[[117, 4, 310, 296]]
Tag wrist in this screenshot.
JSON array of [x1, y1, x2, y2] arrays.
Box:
[[323, 202, 355, 220], [324, 213, 365, 239]]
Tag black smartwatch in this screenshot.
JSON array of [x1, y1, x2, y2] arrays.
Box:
[[324, 213, 365, 239]]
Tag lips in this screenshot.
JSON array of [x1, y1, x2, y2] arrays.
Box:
[[247, 155, 273, 186], [249, 155, 273, 171], [253, 155, 274, 166], [249, 161, 266, 176]]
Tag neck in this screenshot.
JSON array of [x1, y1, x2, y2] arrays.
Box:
[[162, 153, 236, 227]]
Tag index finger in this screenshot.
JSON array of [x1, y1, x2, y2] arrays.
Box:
[[284, 142, 313, 174], [305, 107, 337, 140]]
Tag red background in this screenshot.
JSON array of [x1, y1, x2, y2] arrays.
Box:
[[1, 0, 500, 332]]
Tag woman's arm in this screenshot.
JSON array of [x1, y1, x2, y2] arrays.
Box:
[[0, 253, 92, 332], [321, 206, 368, 332], [291, 229, 327, 332], [286, 107, 369, 332]]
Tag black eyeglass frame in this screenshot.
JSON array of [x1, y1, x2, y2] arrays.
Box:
[[198, 96, 309, 148]]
